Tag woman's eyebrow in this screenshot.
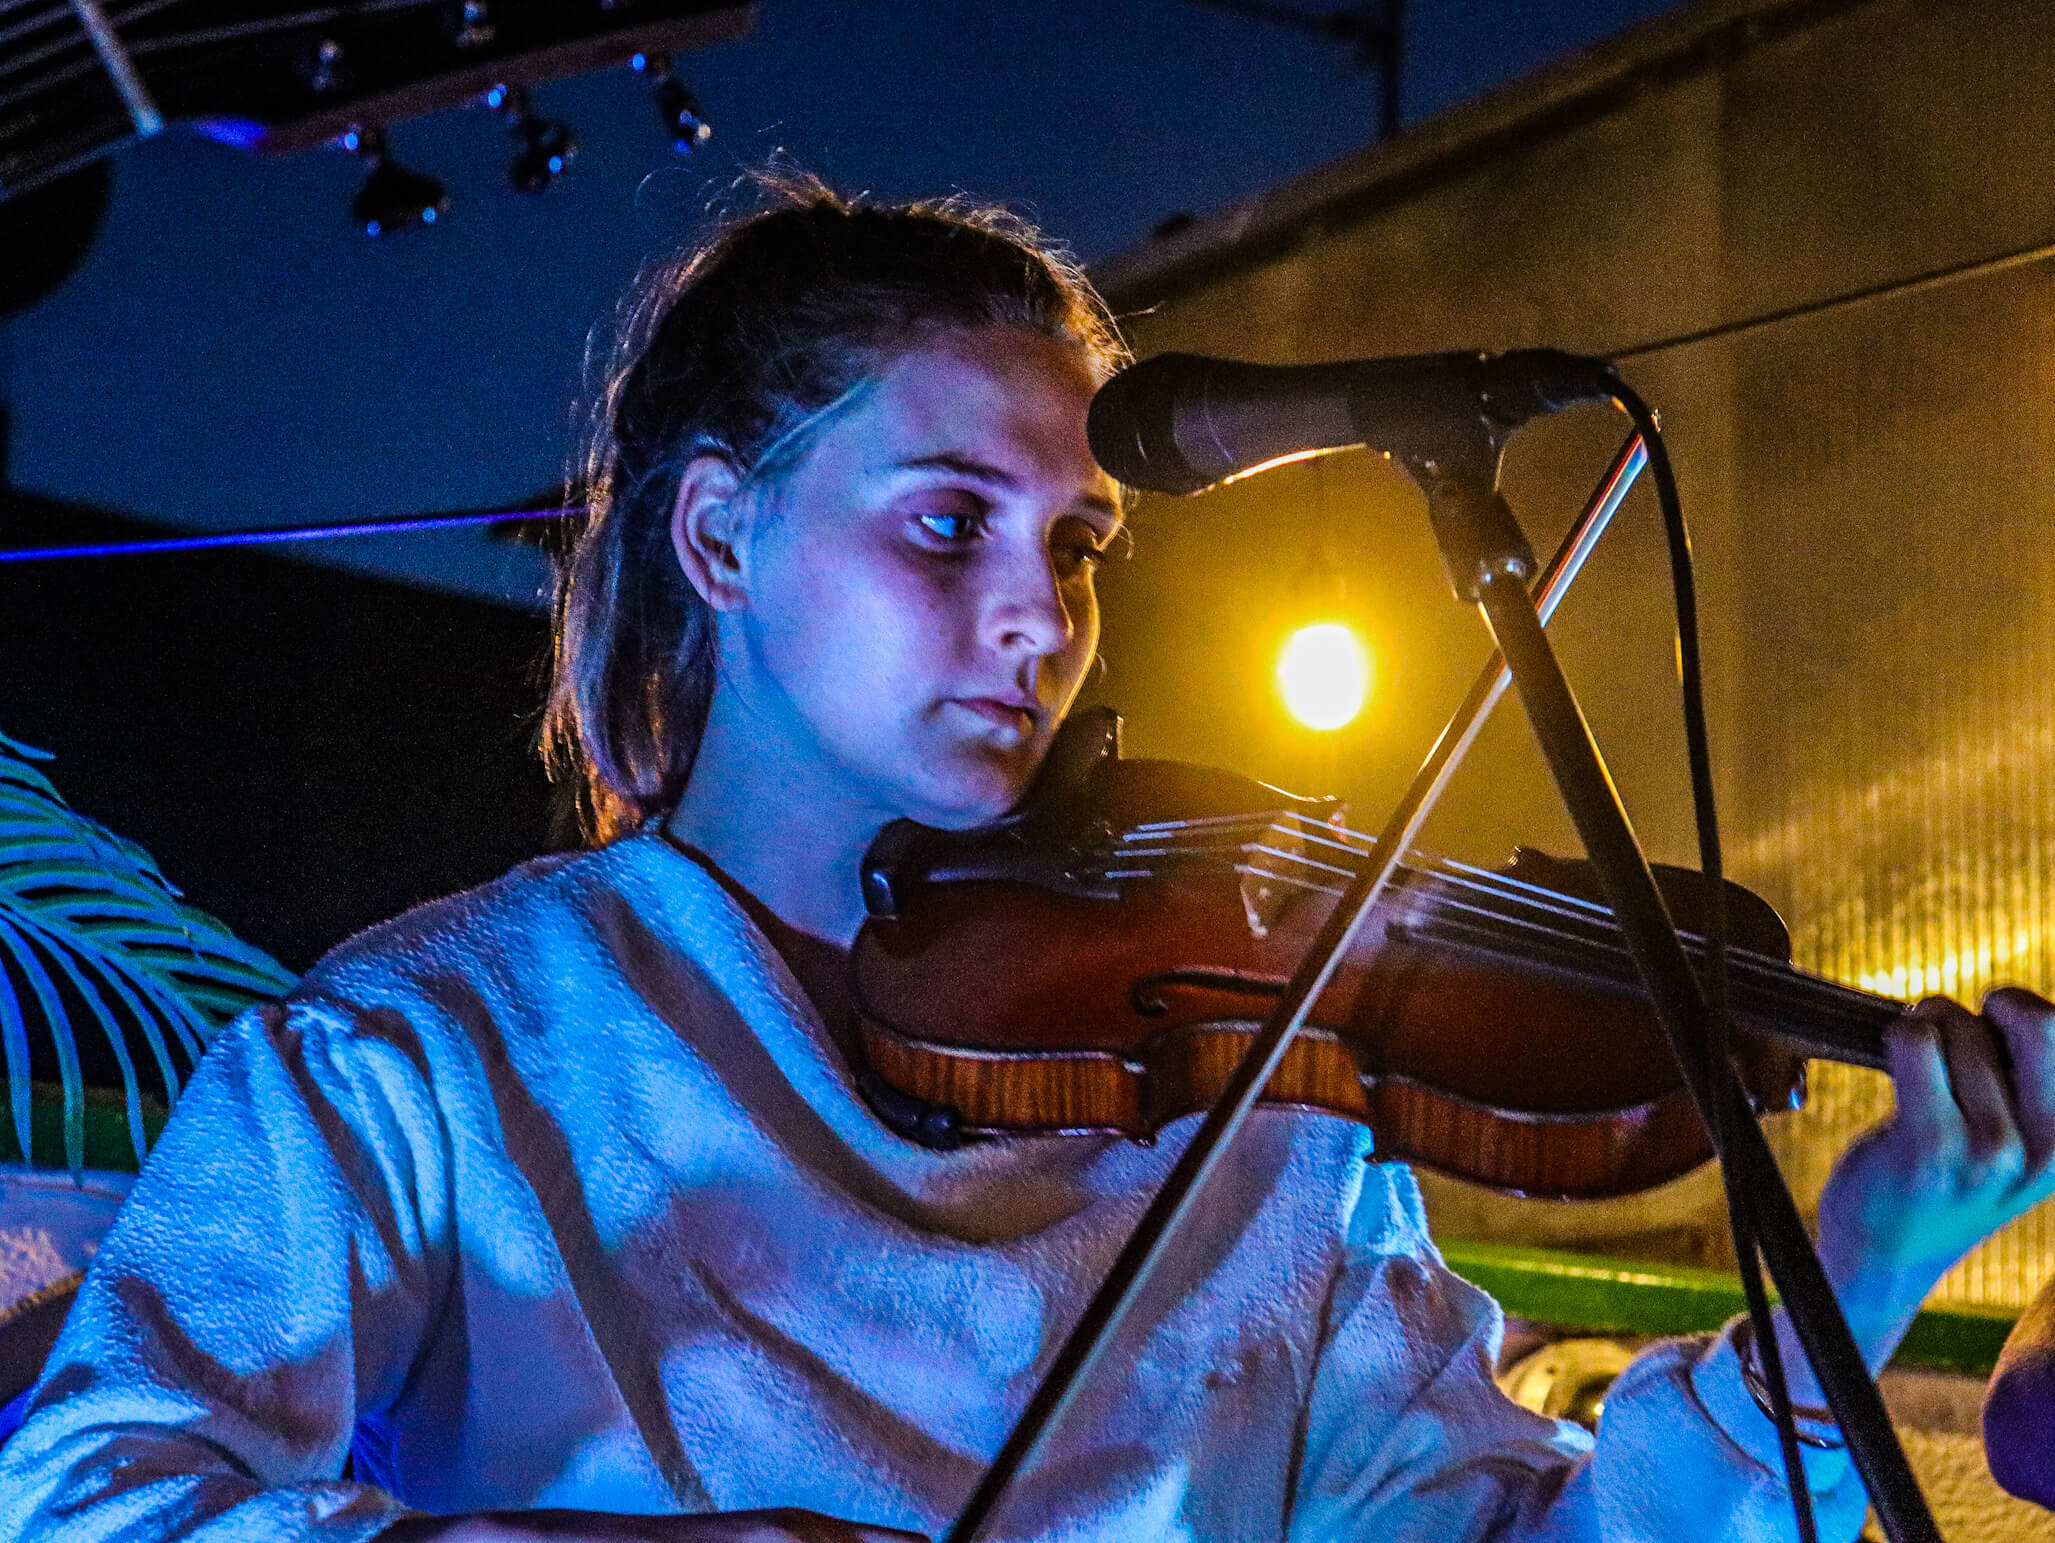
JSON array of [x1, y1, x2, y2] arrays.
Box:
[[893, 452, 1122, 518], [893, 451, 1020, 486]]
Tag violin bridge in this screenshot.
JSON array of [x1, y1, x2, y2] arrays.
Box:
[[1237, 806, 1350, 938], [1240, 867, 1284, 939]]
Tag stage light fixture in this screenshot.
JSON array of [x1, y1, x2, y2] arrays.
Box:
[[487, 85, 578, 194], [344, 126, 448, 236], [636, 51, 713, 153]]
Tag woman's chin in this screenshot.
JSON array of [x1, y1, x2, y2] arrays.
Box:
[[902, 748, 1042, 830]]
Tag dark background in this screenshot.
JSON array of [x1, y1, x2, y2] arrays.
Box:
[[5, 0, 1678, 602], [1, 0, 1679, 974], [1, 492, 552, 972]]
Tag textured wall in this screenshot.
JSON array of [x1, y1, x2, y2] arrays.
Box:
[[1090, 0, 2055, 1311]]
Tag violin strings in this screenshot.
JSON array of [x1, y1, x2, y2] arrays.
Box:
[[1113, 838, 1360, 884], [1121, 811, 1660, 955], [1125, 811, 1714, 967], [1097, 813, 1902, 1052], [1122, 814, 1626, 934], [1123, 810, 1635, 912], [1124, 809, 1372, 856], [1391, 866, 1899, 1034]]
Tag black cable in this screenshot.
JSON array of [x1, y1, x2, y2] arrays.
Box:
[[1611, 230, 2055, 362], [1607, 382, 1820, 1543]]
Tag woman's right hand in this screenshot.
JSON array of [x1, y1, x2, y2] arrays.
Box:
[[378, 1507, 928, 1543]]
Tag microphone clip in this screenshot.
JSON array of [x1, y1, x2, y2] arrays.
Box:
[[1383, 350, 1615, 603], [1421, 475, 1538, 604]]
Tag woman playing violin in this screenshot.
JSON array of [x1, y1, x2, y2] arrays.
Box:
[[5, 175, 2055, 1543]]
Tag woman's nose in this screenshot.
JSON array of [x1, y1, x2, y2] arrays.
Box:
[[983, 545, 1074, 658]]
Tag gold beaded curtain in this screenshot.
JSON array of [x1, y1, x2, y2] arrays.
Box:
[[1089, 0, 2055, 1307]]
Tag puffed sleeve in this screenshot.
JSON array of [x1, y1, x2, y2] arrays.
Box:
[[0, 996, 453, 1542], [1289, 1161, 1871, 1543]]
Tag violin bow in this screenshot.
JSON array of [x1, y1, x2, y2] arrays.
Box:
[[942, 430, 1648, 1543]]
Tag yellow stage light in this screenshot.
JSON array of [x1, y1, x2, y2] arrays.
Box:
[[1277, 622, 1370, 731]]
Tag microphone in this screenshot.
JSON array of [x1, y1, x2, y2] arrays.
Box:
[[1086, 348, 1620, 496]]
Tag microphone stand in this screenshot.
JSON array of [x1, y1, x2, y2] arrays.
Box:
[[943, 434, 1647, 1543], [1421, 462, 1940, 1543]]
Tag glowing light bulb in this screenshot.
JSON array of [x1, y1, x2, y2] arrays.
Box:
[[1277, 622, 1370, 731]]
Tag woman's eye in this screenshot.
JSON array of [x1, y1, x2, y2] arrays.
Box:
[[1052, 517, 1114, 575], [915, 506, 986, 544], [1055, 538, 1108, 573]]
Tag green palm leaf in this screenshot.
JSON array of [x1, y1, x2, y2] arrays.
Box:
[[0, 728, 298, 1173]]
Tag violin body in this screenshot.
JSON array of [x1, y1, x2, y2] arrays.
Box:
[[852, 709, 1903, 1200]]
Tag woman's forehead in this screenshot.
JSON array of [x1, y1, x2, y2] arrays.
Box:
[[838, 328, 1115, 498]]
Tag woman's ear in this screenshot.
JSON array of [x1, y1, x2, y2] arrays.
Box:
[[670, 454, 751, 610]]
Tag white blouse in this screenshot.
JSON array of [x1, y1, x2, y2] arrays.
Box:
[[0, 831, 1862, 1541]]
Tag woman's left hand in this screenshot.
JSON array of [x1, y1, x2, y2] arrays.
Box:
[[1812, 987, 2055, 1361]]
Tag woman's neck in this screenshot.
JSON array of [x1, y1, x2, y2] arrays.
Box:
[[662, 700, 882, 949], [661, 831, 860, 1055]]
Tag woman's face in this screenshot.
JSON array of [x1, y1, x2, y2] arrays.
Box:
[[688, 325, 1123, 830]]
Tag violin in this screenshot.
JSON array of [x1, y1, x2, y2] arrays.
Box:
[[850, 706, 1903, 1200]]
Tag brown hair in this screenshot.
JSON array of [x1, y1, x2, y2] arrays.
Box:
[[542, 170, 1127, 844]]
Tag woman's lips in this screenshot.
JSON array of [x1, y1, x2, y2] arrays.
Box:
[[952, 697, 1038, 736]]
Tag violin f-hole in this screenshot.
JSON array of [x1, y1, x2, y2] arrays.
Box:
[[1129, 967, 1290, 1018]]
